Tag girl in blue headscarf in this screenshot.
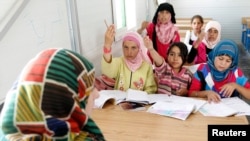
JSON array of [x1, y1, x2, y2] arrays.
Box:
[[188, 39, 250, 103]]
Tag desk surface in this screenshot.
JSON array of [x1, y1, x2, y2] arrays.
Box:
[[92, 105, 249, 141]]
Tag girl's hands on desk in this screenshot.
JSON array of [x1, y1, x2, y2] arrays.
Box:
[[219, 82, 236, 98], [176, 88, 188, 96], [206, 90, 221, 103]]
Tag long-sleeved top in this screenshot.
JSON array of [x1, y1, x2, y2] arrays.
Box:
[[183, 30, 197, 53], [155, 61, 193, 95], [188, 63, 250, 98], [187, 42, 212, 64], [101, 57, 157, 94], [147, 23, 180, 60]]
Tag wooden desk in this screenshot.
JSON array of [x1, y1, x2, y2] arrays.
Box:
[[92, 105, 248, 141]]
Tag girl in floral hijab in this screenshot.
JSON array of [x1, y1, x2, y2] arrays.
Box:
[[0, 48, 105, 141], [188, 39, 250, 103]]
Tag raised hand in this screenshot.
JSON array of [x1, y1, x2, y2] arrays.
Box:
[[104, 24, 115, 48], [193, 31, 205, 49], [138, 21, 149, 34], [141, 21, 149, 30], [143, 36, 154, 51]]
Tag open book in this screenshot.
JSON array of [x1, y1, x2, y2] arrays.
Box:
[[199, 97, 250, 117], [122, 89, 150, 105], [147, 94, 206, 113], [147, 101, 195, 120], [222, 97, 250, 116], [94, 90, 127, 108], [94, 89, 207, 111], [94, 89, 153, 109]]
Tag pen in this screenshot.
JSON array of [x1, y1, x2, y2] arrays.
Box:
[[104, 19, 108, 28]]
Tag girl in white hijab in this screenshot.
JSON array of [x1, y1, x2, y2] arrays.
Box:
[[186, 20, 221, 64]]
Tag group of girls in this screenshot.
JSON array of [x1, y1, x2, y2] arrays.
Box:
[[102, 2, 250, 103]]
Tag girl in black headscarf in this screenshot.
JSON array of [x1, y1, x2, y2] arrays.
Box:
[[138, 2, 180, 62]]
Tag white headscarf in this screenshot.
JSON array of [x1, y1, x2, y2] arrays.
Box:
[[202, 20, 221, 49]]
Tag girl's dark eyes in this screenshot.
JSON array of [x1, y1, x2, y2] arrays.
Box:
[[218, 57, 232, 62], [169, 53, 181, 56], [123, 46, 137, 50]]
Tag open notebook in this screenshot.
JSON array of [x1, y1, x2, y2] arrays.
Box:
[[199, 97, 250, 117], [147, 101, 195, 120]]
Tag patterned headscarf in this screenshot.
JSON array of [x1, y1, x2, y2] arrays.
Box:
[[0, 48, 105, 141], [122, 31, 151, 72], [207, 39, 239, 81], [202, 20, 221, 49]]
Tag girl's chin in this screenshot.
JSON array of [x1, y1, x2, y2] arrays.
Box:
[[160, 21, 168, 24], [217, 68, 226, 72], [170, 64, 181, 69], [125, 57, 134, 61]]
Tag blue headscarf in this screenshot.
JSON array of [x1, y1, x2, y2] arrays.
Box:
[[207, 39, 239, 81]]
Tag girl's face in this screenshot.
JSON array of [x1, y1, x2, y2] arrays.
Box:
[[207, 27, 218, 42], [214, 55, 232, 72], [191, 18, 203, 33], [167, 46, 183, 71], [123, 41, 139, 60], [85, 88, 99, 115], [157, 10, 171, 24]]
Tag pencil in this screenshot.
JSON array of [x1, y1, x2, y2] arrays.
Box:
[[104, 19, 108, 28]]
